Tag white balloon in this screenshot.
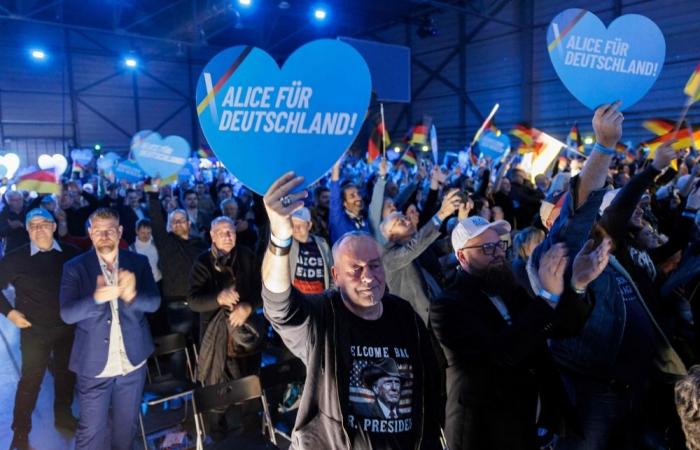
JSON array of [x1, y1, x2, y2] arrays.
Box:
[[38, 154, 54, 170], [52, 154, 68, 175], [2, 153, 20, 178]]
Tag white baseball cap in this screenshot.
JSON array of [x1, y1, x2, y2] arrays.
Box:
[[598, 188, 620, 216], [291, 207, 311, 222], [451, 216, 511, 252]]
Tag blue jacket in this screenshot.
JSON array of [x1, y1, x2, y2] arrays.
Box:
[[530, 177, 685, 380], [59, 249, 161, 377]]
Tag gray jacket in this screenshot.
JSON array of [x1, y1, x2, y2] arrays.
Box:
[[288, 234, 334, 290], [383, 219, 442, 325], [262, 287, 442, 449]]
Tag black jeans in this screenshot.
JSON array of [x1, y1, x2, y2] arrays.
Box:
[[12, 325, 75, 432]]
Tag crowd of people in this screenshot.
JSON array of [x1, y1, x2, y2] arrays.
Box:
[[1, 102, 700, 450]]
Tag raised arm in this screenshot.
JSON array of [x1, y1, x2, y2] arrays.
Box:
[[575, 102, 622, 208], [261, 172, 317, 361], [369, 158, 388, 241], [599, 143, 675, 242]]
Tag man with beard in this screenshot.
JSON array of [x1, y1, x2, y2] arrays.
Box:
[[330, 157, 370, 244], [59, 208, 160, 450], [430, 215, 611, 450]]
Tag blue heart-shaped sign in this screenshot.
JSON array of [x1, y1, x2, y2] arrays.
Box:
[[131, 130, 190, 178], [114, 159, 145, 184], [547, 9, 665, 111], [71, 149, 93, 166], [196, 39, 372, 194], [478, 130, 511, 162]]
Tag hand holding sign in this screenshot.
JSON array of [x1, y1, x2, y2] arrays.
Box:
[[547, 9, 665, 110], [196, 39, 371, 194]]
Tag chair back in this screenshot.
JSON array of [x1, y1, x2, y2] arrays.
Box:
[[153, 333, 188, 357], [194, 375, 264, 413], [193, 375, 277, 448]]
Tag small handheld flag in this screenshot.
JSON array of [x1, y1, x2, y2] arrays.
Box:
[[17, 170, 60, 194], [684, 63, 700, 104], [470, 103, 499, 147]]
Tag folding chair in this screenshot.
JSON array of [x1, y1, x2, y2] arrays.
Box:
[[139, 333, 198, 449], [259, 358, 306, 443], [193, 375, 277, 450]]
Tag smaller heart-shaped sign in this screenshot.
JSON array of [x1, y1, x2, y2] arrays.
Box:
[[38, 154, 54, 170], [547, 9, 665, 110], [71, 149, 93, 166], [97, 157, 114, 171], [0, 153, 20, 178], [52, 154, 68, 175], [114, 159, 145, 184], [478, 130, 511, 162], [131, 130, 190, 178]]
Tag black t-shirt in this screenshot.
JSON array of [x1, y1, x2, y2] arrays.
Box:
[[293, 240, 326, 295], [612, 274, 656, 383], [336, 298, 418, 450]]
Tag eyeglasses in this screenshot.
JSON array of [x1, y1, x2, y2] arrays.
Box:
[[461, 240, 509, 256], [28, 222, 53, 232]]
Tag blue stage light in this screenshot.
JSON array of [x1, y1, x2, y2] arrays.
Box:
[[313, 8, 327, 21], [238, 0, 252, 6], [124, 57, 138, 68]]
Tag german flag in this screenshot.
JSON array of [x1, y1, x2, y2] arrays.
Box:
[[643, 128, 700, 152], [405, 123, 428, 145], [368, 121, 390, 163], [567, 123, 584, 153], [485, 119, 500, 135], [510, 124, 535, 148], [401, 149, 417, 166], [71, 160, 84, 174], [197, 145, 214, 159], [684, 63, 700, 104], [16, 170, 60, 194], [614, 143, 636, 163], [642, 119, 675, 136]]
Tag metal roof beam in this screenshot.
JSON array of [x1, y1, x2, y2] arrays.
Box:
[[410, 0, 521, 29]]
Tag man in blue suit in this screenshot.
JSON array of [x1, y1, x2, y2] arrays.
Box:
[[60, 207, 160, 450]]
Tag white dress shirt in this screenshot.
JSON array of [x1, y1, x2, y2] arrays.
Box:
[[95, 253, 146, 378]]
